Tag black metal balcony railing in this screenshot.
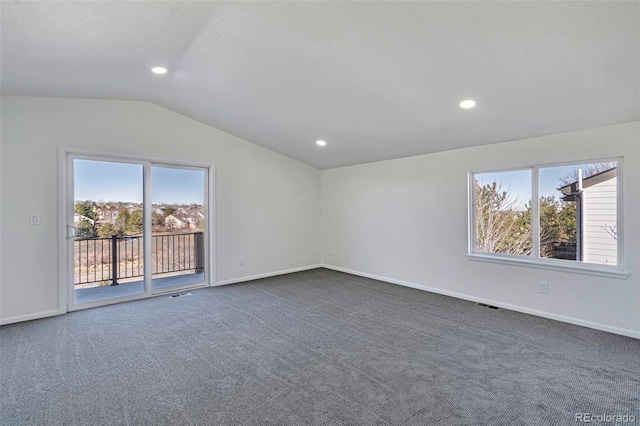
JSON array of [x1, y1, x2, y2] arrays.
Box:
[[74, 232, 204, 285], [540, 241, 577, 261]]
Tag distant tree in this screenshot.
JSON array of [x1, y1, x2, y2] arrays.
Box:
[[98, 222, 116, 238], [163, 206, 176, 217], [74, 200, 97, 220], [556, 201, 577, 241], [76, 218, 97, 239], [475, 181, 532, 255], [558, 162, 616, 186], [126, 210, 143, 235], [114, 208, 130, 235], [152, 212, 164, 226], [98, 208, 130, 237], [535, 196, 576, 257]]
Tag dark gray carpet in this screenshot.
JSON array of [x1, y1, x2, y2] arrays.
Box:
[[1, 268, 638, 425]]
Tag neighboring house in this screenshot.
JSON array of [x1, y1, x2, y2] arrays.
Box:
[[163, 203, 205, 230], [165, 214, 188, 229], [559, 167, 617, 265], [73, 214, 95, 225], [96, 207, 119, 222], [185, 206, 205, 227]]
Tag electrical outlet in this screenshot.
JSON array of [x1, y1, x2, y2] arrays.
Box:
[[240, 257, 245, 266], [29, 214, 41, 225], [539, 281, 548, 294], [345, 251, 350, 259]]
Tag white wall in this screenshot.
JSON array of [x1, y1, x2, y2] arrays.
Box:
[[2, 96, 638, 338], [0, 96, 321, 323], [322, 122, 640, 337]]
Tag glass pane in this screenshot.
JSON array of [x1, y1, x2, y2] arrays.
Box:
[[539, 161, 617, 265], [474, 170, 532, 256], [73, 160, 145, 304], [151, 166, 206, 291]]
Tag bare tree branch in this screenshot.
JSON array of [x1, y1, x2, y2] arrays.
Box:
[[602, 223, 617, 240], [475, 181, 532, 256], [558, 162, 616, 186]]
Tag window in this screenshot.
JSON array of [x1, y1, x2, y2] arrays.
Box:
[[470, 159, 622, 273], [474, 170, 532, 256]]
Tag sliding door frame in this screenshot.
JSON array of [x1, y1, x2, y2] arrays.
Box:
[[57, 147, 216, 313]]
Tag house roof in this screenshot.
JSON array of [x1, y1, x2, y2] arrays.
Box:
[[1, 2, 638, 169], [165, 213, 191, 223], [74, 214, 95, 224], [559, 167, 617, 196]]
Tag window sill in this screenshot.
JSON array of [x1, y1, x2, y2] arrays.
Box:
[[467, 253, 630, 279]]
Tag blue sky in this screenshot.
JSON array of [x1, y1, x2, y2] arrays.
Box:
[[151, 167, 204, 204], [74, 160, 204, 204]]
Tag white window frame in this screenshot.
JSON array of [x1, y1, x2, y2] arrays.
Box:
[[467, 158, 628, 279]]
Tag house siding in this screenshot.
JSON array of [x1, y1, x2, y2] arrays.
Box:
[[582, 176, 617, 265]]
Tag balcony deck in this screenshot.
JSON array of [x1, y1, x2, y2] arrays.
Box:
[[74, 273, 205, 305]]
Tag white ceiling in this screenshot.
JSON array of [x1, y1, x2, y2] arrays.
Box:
[[1, 1, 638, 169]]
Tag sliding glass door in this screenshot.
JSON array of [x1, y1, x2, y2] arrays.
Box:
[[72, 159, 146, 305], [67, 154, 209, 310], [150, 165, 207, 292]]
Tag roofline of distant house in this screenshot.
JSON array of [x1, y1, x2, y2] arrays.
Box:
[[558, 167, 617, 194]]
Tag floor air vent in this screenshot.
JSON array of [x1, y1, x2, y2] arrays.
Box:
[[169, 292, 193, 299], [476, 302, 499, 310]]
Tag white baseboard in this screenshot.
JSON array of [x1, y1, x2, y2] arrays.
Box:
[[215, 264, 322, 286], [321, 264, 640, 340], [0, 309, 64, 326]]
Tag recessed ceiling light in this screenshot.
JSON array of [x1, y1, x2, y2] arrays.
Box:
[[316, 140, 327, 147], [151, 67, 168, 75], [459, 99, 476, 109]]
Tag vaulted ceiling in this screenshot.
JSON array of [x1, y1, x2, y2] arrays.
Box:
[[1, 1, 638, 169]]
